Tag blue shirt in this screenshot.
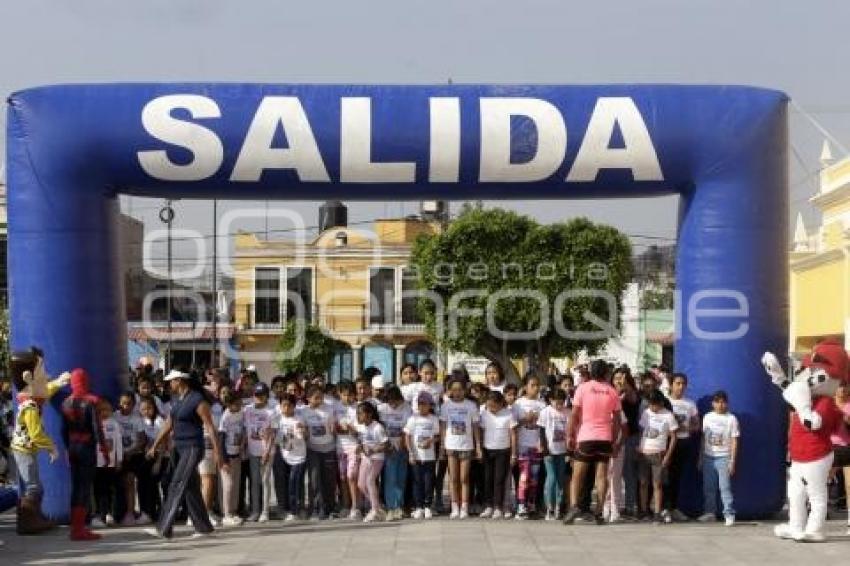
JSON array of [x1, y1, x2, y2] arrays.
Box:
[[171, 390, 205, 449]]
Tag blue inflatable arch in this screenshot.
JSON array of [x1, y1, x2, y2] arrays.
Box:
[[6, 84, 788, 519]]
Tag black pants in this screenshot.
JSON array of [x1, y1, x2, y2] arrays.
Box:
[[272, 451, 289, 514], [307, 450, 337, 517], [157, 445, 213, 538], [483, 448, 511, 509], [69, 447, 96, 509], [94, 467, 121, 519], [665, 437, 694, 511], [238, 457, 250, 517], [412, 461, 436, 508], [138, 457, 162, 520], [471, 458, 485, 508]]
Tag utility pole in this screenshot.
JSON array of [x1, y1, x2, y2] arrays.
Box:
[[159, 200, 175, 372], [210, 199, 218, 369]]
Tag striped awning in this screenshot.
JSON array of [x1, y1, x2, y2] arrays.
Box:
[[128, 324, 235, 342]]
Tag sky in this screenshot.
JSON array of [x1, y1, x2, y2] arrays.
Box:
[[2, 0, 848, 271]]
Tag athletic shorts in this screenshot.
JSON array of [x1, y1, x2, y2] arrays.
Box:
[[197, 449, 216, 475], [445, 449, 474, 461], [639, 452, 665, 483], [573, 441, 613, 463]]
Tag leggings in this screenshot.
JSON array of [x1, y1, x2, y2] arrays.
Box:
[[219, 456, 241, 517], [383, 449, 408, 510], [157, 445, 213, 538], [307, 449, 337, 516], [359, 456, 384, 512], [543, 454, 567, 509], [412, 461, 436, 508], [517, 449, 542, 507], [483, 448, 511, 509], [665, 437, 694, 511]]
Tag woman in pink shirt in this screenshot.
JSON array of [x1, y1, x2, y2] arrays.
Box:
[[564, 360, 625, 525]]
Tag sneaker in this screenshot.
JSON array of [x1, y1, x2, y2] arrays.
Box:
[[363, 510, 377, 523], [284, 513, 296, 522], [136, 512, 152, 525], [724, 515, 735, 527], [544, 510, 554, 521], [189, 531, 214, 539], [671, 509, 689, 522], [412, 508, 424, 520], [801, 532, 825, 542], [503, 509, 513, 519], [697, 513, 716, 523], [186, 517, 193, 527], [258, 513, 269, 523], [222, 515, 243, 527], [480, 507, 493, 519], [491, 509, 503, 520], [562, 507, 581, 525], [459, 508, 469, 520], [608, 514, 622, 524], [246, 514, 260, 523], [515, 504, 528, 520], [105, 514, 116, 527], [348, 508, 362, 521], [661, 509, 673, 524], [423, 507, 433, 520], [90, 517, 106, 528], [449, 508, 460, 520], [211, 515, 223, 528], [143, 527, 170, 540], [554, 509, 562, 521]]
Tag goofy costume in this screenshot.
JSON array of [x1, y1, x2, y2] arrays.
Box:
[[61, 368, 108, 541], [9, 347, 70, 535], [762, 338, 848, 542]]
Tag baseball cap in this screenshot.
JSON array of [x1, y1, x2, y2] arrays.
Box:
[[254, 382, 270, 396], [417, 391, 434, 405], [371, 373, 385, 390]]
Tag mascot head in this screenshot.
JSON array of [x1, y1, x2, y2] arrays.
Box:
[[795, 337, 848, 397], [9, 347, 49, 400]]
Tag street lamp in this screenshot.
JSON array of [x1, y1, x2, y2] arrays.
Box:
[[159, 200, 175, 372]]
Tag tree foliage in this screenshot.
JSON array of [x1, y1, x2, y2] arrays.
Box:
[[410, 206, 632, 381], [276, 320, 341, 375]]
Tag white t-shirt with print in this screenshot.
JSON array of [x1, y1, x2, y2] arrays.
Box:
[[639, 408, 679, 454], [379, 402, 413, 451], [276, 414, 307, 465], [218, 409, 245, 458], [333, 403, 359, 453], [357, 421, 388, 461], [404, 414, 440, 462], [479, 407, 515, 450], [243, 405, 275, 458], [669, 398, 699, 440], [702, 412, 740, 457], [141, 416, 165, 449], [300, 405, 336, 452], [513, 398, 546, 453], [537, 405, 571, 455], [98, 416, 123, 468], [113, 411, 145, 458], [439, 399, 479, 451], [404, 381, 444, 413]]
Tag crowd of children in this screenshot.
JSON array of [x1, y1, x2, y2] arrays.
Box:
[[8, 356, 850, 533]]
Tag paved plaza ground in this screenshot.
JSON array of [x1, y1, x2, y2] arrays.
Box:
[[1, 513, 849, 566]]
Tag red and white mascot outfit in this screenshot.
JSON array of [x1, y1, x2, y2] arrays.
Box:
[[762, 339, 847, 542]]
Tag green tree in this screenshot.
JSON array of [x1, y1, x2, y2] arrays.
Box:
[[410, 206, 632, 383], [275, 320, 341, 375]]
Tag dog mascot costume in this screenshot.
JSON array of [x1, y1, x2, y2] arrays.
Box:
[[9, 347, 70, 535], [762, 338, 849, 542]]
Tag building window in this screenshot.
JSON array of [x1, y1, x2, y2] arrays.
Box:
[[254, 267, 280, 325], [369, 267, 395, 325], [286, 267, 313, 323], [401, 267, 422, 325]]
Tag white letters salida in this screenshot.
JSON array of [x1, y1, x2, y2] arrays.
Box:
[[137, 94, 662, 184]]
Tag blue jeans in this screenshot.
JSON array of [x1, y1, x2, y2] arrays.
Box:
[[383, 449, 408, 510], [13, 451, 42, 498], [702, 454, 735, 517], [286, 462, 307, 514], [543, 455, 566, 509]]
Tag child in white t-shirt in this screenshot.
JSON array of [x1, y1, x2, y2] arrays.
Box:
[[698, 390, 739, 526], [93, 399, 123, 527], [114, 392, 146, 526], [404, 391, 440, 519], [439, 378, 481, 520], [378, 386, 412, 521], [638, 390, 679, 522], [478, 390, 516, 520], [666, 372, 700, 522], [334, 381, 360, 519], [137, 397, 165, 523], [538, 388, 571, 520], [276, 394, 307, 522], [513, 375, 546, 519], [356, 402, 388, 523], [301, 385, 337, 520], [243, 383, 276, 522], [218, 391, 245, 526]]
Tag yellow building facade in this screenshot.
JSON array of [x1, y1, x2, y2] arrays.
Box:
[[233, 216, 441, 382], [790, 147, 850, 353]]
